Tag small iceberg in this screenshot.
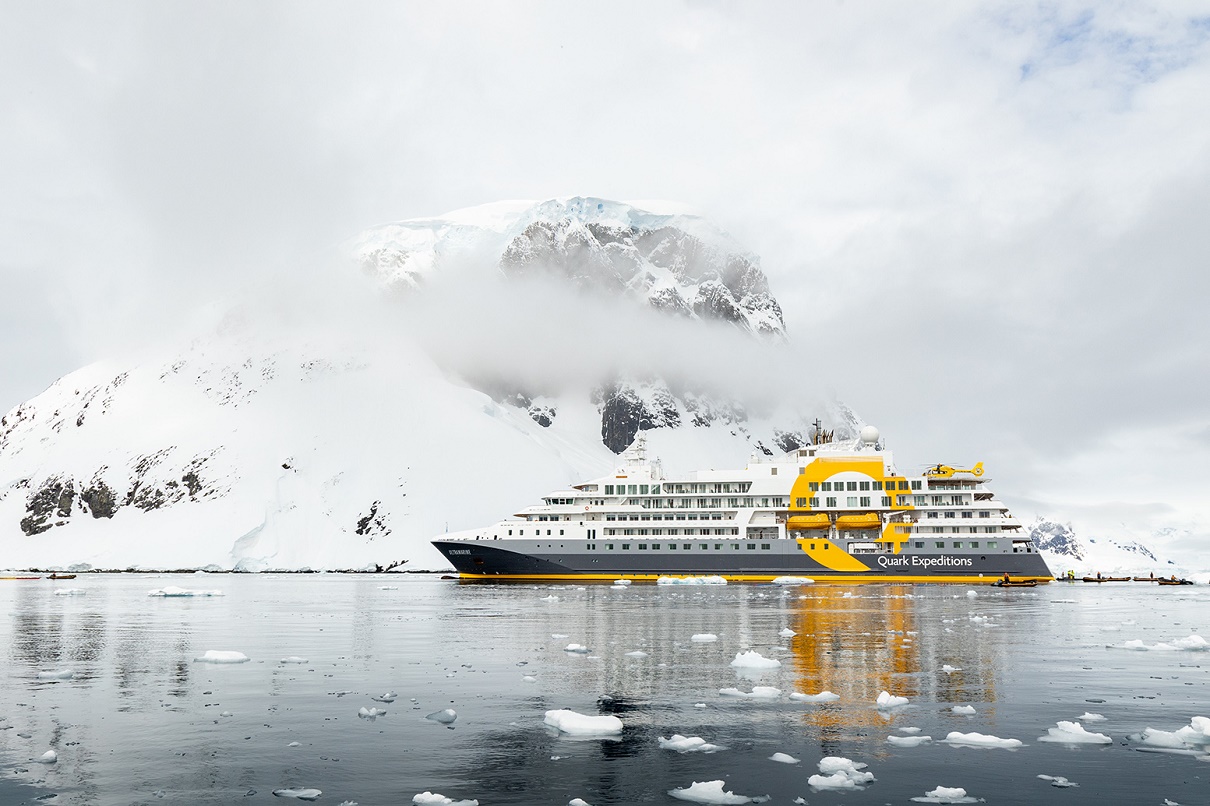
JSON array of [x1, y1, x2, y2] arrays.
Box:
[[371, 691, 398, 703], [194, 650, 250, 664], [876, 691, 909, 708], [280, 656, 308, 664], [53, 588, 86, 596], [657, 575, 727, 585], [544, 709, 623, 736], [952, 705, 976, 715], [1038, 721, 1111, 744], [272, 789, 322, 801], [426, 709, 457, 724], [625, 650, 648, 658], [564, 644, 590, 654], [770, 577, 814, 586], [412, 793, 478, 806], [719, 686, 781, 699], [358, 707, 387, 719], [888, 735, 933, 747], [691, 633, 719, 642], [769, 752, 800, 764], [37, 670, 74, 680], [790, 691, 839, 703], [778, 628, 796, 638], [730, 651, 780, 669], [35, 750, 57, 764], [1038, 775, 1079, 788], [1078, 712, 1106, 722], [1119, 635, 1208, 652], [659, 734, 724, 753], [910, 785, 981, 803], [808, 757, 875, 790], [612, 579, 631, 586], [569, 800, 592, 806], [149, 586, 224, 597], [668, 780, 759, 804], [941, 665, 961, 674], [941, 731, 1023, 749]]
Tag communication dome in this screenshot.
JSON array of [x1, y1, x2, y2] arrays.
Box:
[[860, 425, 880, 445]]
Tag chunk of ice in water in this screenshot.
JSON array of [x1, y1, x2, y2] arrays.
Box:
[[564, 644, 590, 654], [625, 651, 648, 658], [149, 586, 224, 597], [1038, 721, 1111, 744], [280, 657, 308, 664], [667, 779, 758, 803], [808, 757, 874, 790], [1037, 775, 1079, 788], [287, 742, 301, 747], [551, 634, 569, 639], [719, 687, 781, 699], [612, 579, 631, 586], [37, 670, 73, 680], [568, 799, 592, 806], [779, 628, 796, 638], [942, 731, 1023, 749], [690, 633, 718, 642], [790, 691, 839, 703], [522, 675, 537, 682], [378, 585, 398, 590], [876, 691, 909, 707], [412, 793, 478, 806], [657, 575, 727, 585], [888, 735, 933, 747], [659, 734, 724, 753], [540, 595, 559, 602], [543, 709, 623, 735], [35, 750, 57, 764], [952, 705, 976, 715], [194, 650, 249, 664], [53, 588, 86, 596], [426, 709, 457, 724], [769, 752, 799, 764], [1078, 712, 1106, 722], [966, 590, 978, 598], [899, 727, 923, 734], [770, 577, 814, 586], [370, 691, 397, 703], [358, 707, 387, 719], [730, 651, 780, 669], [910, 785, 980, 803], [272, 789, 322, 800], [941, 665, 961, 674]]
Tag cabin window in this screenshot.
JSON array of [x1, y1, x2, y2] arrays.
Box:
[[796, 497, 807, 507], [745, 543, 755, 550], [810, 497, 819, 507], [810, 543, 816, 550], [826, 497, 837, 507], [935, 541, 945, 548], [860, 496, 871, 507], [761, 543, 771, 550], [847, 497, 858, 507], [621, 543, 630, 550], [640, 484, 649, 494], [986, 541, 997, 548], [700, 543, 708, 550], [605, 485, 614, 494], [899, 481, 910, 490], [809, 482, 819, 491], [607, 544, 614, 550], [859, 481, 870, 491], [911, 480, 922, 490], [637, 544, 646, 550], [508, 530, 513, 535], [873, 481, 884, 490], [714, 543, 722, 550], [821, 482, 832, 491], [914, 541, 924, 549], [952, 541, 963, 549], [969, 541, 979, 548]]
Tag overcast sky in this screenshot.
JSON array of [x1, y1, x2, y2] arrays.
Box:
[[2, 2, 1208, 540]]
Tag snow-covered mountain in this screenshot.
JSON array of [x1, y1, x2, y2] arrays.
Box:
[[0, 198, 851, 572], [1031, 517, 1208, 581]]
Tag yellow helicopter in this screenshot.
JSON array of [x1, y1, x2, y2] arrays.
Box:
[[924, 461, 984, 478]]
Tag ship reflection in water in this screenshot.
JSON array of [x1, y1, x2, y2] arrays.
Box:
[[1, 575, 1206, 805]]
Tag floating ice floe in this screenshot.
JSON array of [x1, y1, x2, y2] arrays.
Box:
[[568, 800, 592, 806], [1078, 712, 1106, 722], [769, 752, 800, 764], [149, 586, 224, 597], [808, 757, 875, 790], [888, 735, 933, 747], [272, 789, 322, 801], [779, 628, 797, 638], [899, 726, 923, 733], [625, 651, 648, 658], [522, 675, 537, 682], [412, 793, 478, 806], [612, 579, 631, 586], [1138, 717, 1210, 749], [691, 633, 719, 642], [1120, 635, 1208, 652], [910, 785, 981, 803], [658, 575, 727, 586], [564, 644, 590, 654], [668, 780, 761, 804], [1037, 775, 1079, 788], [426, 709, 457, 724], [941, 731, 1023, 749], [941, 665, 961, 674], [952, 705, 976, 715], [280, 656, 308, 664], [287, 742, 301, 747], [544, 709, 623, 736], [876, 691, 909, 708], [1038, 721, 1111, 744], [730, 651, 780, 669], [194, 650, 250, 664], [770, 577, 814, 586], [965, 590, 978, 598], [790, 691, 839, 703], [35, 750, 57, 764], [358, 707, 387, 719], [37, 670, 74, 680], [53, 588, 86, 596], [659, 734, 724, 753], [371, 691, 398, 703], [551, 633, 569, 639], [719, 687, 781, 699]]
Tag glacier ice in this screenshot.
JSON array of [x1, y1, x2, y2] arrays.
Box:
[[730, 651, 780, 669], [668, 780, 760, 804], [194, 650, 249, 664], [941, 731, 1023, 749], [544, 709, 623, 736], [659, 734, 724, 753]]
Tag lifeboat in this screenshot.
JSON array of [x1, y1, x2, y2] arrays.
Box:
[[835, 513, 881, 530], [786, 513, 831, 530]]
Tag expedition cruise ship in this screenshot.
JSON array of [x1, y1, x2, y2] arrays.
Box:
[[432, 426, 1053, 584]]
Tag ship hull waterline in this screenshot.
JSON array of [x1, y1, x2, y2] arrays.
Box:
[[432, 540, 1053, 584]]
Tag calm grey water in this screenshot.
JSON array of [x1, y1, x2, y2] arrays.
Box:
[[1, 574, 1207, 806]]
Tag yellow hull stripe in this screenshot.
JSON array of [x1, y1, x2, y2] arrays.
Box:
[[451, 573, 1053, 584]]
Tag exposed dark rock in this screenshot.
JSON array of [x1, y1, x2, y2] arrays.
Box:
[[20, 476, 69, 536], [599, 382, 682, 454], [773, 430, 806, 454], [356, 501, 390, 539], [81, 477, 118, 519], [1029, 519, 1082, 560], [693, 280, 747, 327], [647, 286, 692, 317], [182, 471, 202, 498], [527, 405, 556, 428]]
